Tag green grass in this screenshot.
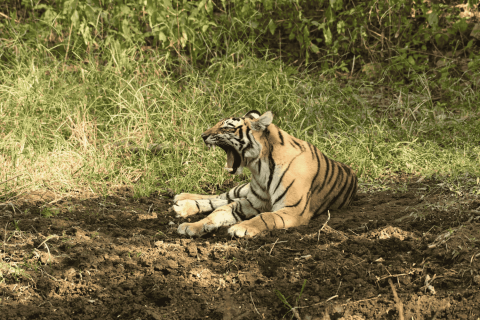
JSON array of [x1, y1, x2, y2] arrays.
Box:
[[1, 41, 480, 202]]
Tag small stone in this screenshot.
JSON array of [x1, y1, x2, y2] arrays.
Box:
[[64, 267, 76, 279], [168, 221, 176, 226], [166, 260, 178, 269], [187, 242, 198, 257]]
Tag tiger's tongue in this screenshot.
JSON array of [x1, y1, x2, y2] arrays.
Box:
[[225, 149, 234, 170]]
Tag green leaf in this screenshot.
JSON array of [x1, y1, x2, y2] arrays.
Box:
[[455, 19, 468, 33], [330, 0, 343, 10], [427, 12, 438, 28], [268, 19, 276, 36], [263, 0, 273, 11], [163, 0, 172, 9], [207, 0, 213, 14], [202, 24, 209, 32], [71, 10, 79, 28], [303, 25, 310, 41], [466, 39, 474, 49], [325, 6, 335, 24], [337, 20, 345, 34], [289, 29, 296, 41], [408, 56, 415, 65], [324, 27, 332, 45], [159, 31, 166, 42], [310, 42, 319, 53]]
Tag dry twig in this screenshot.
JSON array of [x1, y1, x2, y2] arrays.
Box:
[[0, 174, 23, 186], [269, 238, 279, 256], [250, 293, 260, 315], [388, 278, 405, 320], [317, 210, 331, 241]]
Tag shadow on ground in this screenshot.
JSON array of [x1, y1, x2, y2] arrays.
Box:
[[1, 177, 480, 319]]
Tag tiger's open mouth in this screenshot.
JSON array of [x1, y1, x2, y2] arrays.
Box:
[[206, 143, 241, 174]]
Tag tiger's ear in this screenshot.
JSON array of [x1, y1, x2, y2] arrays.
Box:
[[244, 110, 261, 120], [249, 111, 273, 131]]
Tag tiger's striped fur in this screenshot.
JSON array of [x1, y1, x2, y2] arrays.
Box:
[[174, 110, 357, 237]]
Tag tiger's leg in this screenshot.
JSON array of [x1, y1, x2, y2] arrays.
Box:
[[173, 183, 250, 218], [174, 198, 229, 218], [177, 197, 258, 236], [228, 209, 306, 238]]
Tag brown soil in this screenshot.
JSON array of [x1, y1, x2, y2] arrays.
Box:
[[1, 178, 480, 320]]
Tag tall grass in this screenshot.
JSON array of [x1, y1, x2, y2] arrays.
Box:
[[1, 36, 480, 202]]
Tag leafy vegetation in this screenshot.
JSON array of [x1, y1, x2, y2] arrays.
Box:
[[1, 0, 480, 71], [0, 0, 480, 202]]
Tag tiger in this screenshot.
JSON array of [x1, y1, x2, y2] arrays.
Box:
[[174, 110, 357, 238]]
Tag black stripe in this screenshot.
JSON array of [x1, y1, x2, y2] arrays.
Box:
[[260, 215, 269, 229], [226, 192, 232, 202], [300, 148, 323, 216], [264, 127, 270, 138], [236, 183, 247, 197], [308, 143, 316, 160], [272, 153, 302, 194], [291, 138, 304, 151], [236, 202, 247, 220], [324, 158, 338, 189], [233, 185, 239, 198], [310, 153, 330, 199], [278, 128, 284, 145], [314, 162, 343, 215], [208, 199, 214, 211], [285, 196, 303, 208], [339, 174, 357, 209], [266, 145, 276, 192], [240, 127, 251, 159], [250, 185, 269, 202], [272, 179, 295, 206], [257, 159, 262, 173], [273, 212, 285, 228], [195, 201, 201, 212], [323, 166, 349, 210], [232, 210, 241, 222], [251, 174, 266, 194], [246, 198, 261, 214], [237, 126, 244, 143]]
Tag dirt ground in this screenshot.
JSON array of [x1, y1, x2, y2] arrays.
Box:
[[1, 176, 480, 320]]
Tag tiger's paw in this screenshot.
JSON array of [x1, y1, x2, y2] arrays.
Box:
[[177, 222, 205, 237], [227, 223, 261, 238], [173, 200, 200, 218]]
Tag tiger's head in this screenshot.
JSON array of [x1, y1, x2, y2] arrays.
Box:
[[201, 110, 273, 175]]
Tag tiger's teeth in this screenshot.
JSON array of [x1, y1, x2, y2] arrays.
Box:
[[212, 145, 216, 150], [224, 167, 233, 172]]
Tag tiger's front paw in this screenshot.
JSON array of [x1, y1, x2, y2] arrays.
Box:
[[177, 222, 204, 237], [173, 200, 200, 218], [227, 223, 261, 238]]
